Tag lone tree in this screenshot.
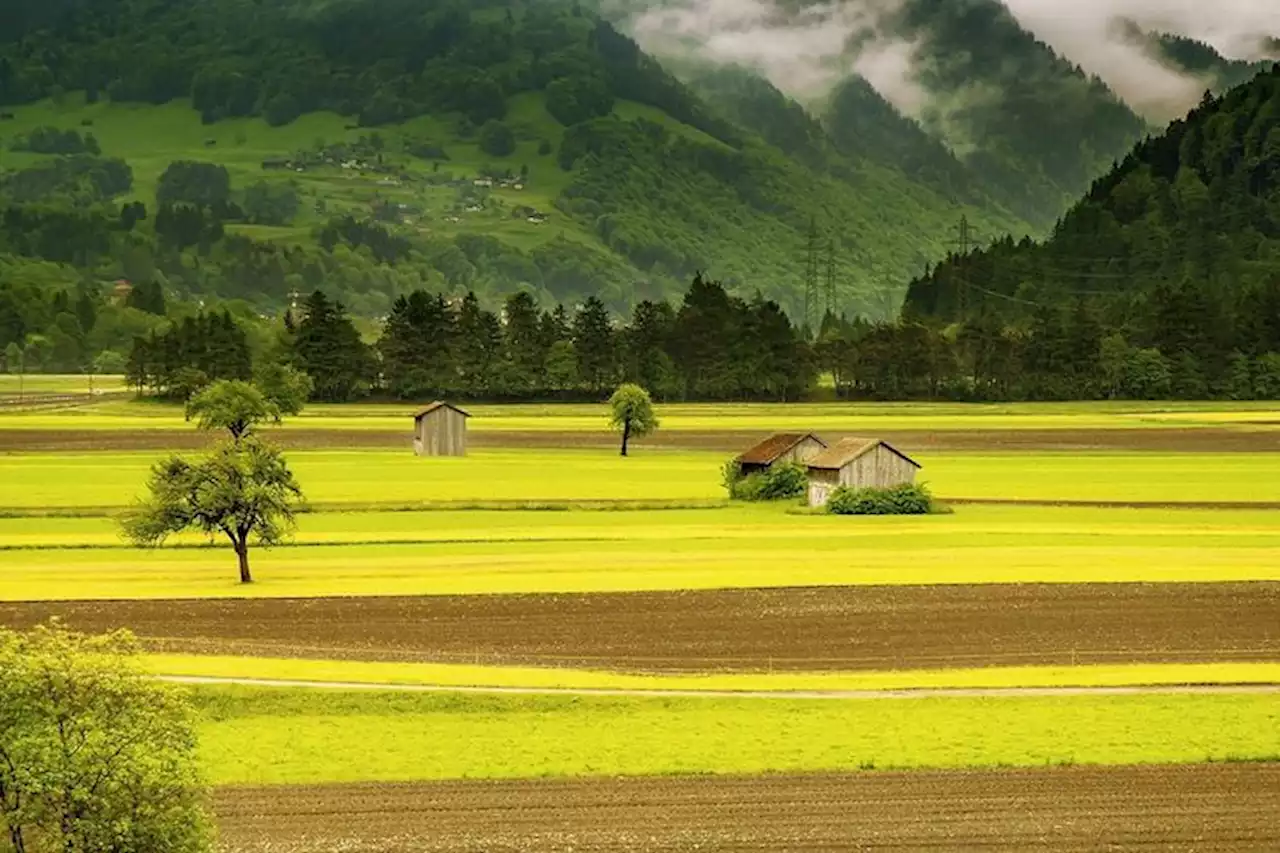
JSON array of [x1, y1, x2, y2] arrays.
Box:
[[608, 383, 659, 457], [184, 367, 312, 439], [122, 437, 303, 583], [0, 622, 213, 853]]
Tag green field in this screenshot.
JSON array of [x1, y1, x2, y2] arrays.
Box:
[[4, 449, 1280, 513], [149, 656, 1280, 692], [5, 504, 1278, 600], [0, 374, 127, 395], [4, 398, 1280, 432], [192, 687, 1280, 785], [2, 398, 1277, 793]]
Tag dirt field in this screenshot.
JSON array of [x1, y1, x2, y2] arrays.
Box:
[[5, 583, 1275, 671], [214, 763, 1280, 852], [3, 426, 1279, 452]]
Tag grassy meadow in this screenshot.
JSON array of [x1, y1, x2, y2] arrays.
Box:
[[193, 686, 1280, 785], [4, 448, 1280, 512], [4, 504, 1279, 600]]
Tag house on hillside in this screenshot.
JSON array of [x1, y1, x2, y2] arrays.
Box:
[[735, 433, 828, 477], [413, 402, 470, 457], [806, 438, 921, 508]]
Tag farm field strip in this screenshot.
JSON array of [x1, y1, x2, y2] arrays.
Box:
[[5, 450, 1280, 510], [212, 764, 1280, 853], [191, 686, 1280, 784], [5, 504, 1280, 548], [4, 399, 1280, 431], [6, 583, 1272, 672], [6, 525, 1279, 601], [143, 655, 1280, 693]]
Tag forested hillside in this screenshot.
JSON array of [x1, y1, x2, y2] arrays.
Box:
[[0, 0, 1022, 376], [894, 65, 1280, 400]]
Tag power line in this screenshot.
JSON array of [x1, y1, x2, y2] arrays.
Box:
[[824, 238, 837, 322]]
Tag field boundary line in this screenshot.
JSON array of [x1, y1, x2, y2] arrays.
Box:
[[157, 675, 1280, 700]]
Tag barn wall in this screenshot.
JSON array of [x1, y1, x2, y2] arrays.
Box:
[[838, 445, 916, 489], [416, 408, 467, 456], [806, 467, 840, 508], [780, 436, 826, 466]]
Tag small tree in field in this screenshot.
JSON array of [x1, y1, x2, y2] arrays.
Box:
[[121, 437, 303, 583], [608, 383, 658, 457], [186, 370, 313, 440], [0, 623, 213, 853], [185, 379, 279, 439]]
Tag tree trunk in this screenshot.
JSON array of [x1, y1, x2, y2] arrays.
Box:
[[9, 824, 26, 853], [620, 419, 630, 457], [235, 540, 253, 584]]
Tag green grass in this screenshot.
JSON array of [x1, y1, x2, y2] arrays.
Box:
[[146, 655, 1280, 692], [0, 92, 603, 252], [2, 449, 1278, 512], [0, 374, 127, 395], [190, 687, 1280, 784], [5, 399, 1280, 432], [4, 505, 1277, 600]]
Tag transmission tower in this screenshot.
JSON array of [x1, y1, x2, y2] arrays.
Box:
[[803, 217, 821, 333], [951, 215, 977, 317], [824, 238, 837, 325]]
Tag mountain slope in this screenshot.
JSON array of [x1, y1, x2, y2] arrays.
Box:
[[0, 0, 1020, 324], [904, 63, 1280, 357]]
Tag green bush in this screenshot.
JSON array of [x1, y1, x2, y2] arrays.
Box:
[[724, 460, 808, 502], [826, 482, 932, 515]]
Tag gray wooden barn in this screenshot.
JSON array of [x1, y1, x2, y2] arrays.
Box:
[[735, 433, 828, 476], [806, 437, 921, 508], [413, 401, 470, 457]]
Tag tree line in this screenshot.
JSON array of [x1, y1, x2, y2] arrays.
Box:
[[126, 274, 815, 403]]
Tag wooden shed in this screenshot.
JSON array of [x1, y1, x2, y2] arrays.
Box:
[[735, 433, 828, 476], [806, 437, 921, 508], [413, 401, 470, 457]]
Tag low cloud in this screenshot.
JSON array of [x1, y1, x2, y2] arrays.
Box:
[[623, 0, 1280, 124]]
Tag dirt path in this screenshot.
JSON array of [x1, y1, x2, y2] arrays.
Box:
[[3, 426, 1278, 452], [6, 584, 1275, 672], [214, 763, 1280, 852]]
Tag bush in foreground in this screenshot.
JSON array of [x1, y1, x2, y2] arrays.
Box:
[[723, 461, 809, 502], [827, 482, 933, 515], [0, 623, 213, 853]]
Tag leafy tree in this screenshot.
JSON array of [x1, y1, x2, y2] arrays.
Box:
[[185, 379, 280, 439], [156, 161, 232, 208], [242, 181, 300, 226], [608, 382, 658, 456], [0, 622, 213, 853], [478, 120, 516, 157], [253, 362, 313, 416], [122, 436, 303, 584]]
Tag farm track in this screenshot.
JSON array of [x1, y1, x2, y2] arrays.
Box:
[[213, 764, 1280, 852], [3, 425, 1279, 452], [5, 583, 1276, 671]]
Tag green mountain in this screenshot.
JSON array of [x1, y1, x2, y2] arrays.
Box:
[[904, 63, 1280, 376], [0, 0, 1026, 336]]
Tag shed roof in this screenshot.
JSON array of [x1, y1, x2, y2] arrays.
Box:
[[413, 401, 471, 420], [806, 437, 921, 471], [735, 433, 827, 466]]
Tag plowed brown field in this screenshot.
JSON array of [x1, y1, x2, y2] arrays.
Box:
[[213, 763, 1280, 852], [5, 583, 1276, 671], [4, 426, 1278, 452]]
